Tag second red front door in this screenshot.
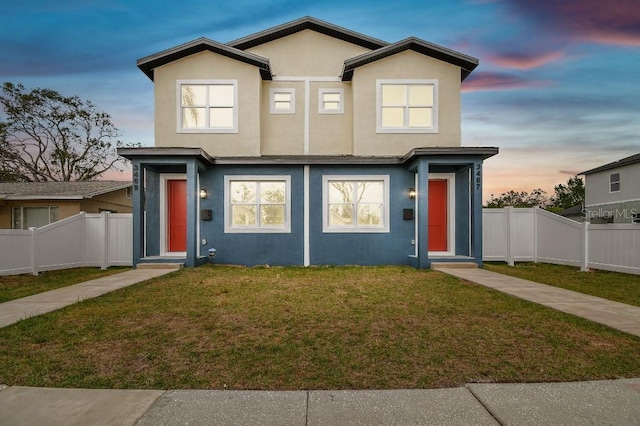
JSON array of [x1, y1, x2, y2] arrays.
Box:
[[428, 179, 448, 252], [167, 180, 187, 252]]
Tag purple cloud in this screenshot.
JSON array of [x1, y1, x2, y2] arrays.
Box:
[[507, 0, 640, 46], [486, 50, 565, 70], [462, 72, 552, 92]]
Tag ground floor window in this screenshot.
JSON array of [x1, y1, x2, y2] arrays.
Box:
[[12, 206, 59, 229], [322, 175, 390, 233], [224, 175, 291, 233]]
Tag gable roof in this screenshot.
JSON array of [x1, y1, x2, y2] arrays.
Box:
[[580, 153, 640, 175], [137, 38, 273, 81], [342, 37, 478, 81], [137, 17, 478, 82], [227, 16, 388, 51], [0, 181, 131, 200]]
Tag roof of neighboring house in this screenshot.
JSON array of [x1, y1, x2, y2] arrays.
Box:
[[580, 153, 640, 175], [0, 181, 131, 200], [342, 37, 479, 81], [558, 204, 584, 217], [137, 16, 478, 82]]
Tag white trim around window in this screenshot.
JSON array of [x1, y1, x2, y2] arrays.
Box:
[[318, 88, 344, 114], [609, 172, 620, 193], [270, 88, 295, 114], [376, 79, 438, 134], [322, 175, 390, 233], [177, 79, 238, 133], [224, 175, 291, 233]]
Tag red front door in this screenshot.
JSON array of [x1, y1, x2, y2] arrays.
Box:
[[428, 179, 448, 252], [167, 180, 187, 252]]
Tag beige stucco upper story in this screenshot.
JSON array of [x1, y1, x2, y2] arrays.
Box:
[[145, 18, 476, 158]]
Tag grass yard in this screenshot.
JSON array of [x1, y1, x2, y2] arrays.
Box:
[[484, 263, 640, 307], [1, 265, 639, 390], [0, 267, 131, 303]]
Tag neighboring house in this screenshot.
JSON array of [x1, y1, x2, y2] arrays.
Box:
[[118, 16, 498, 268], [0, 181, 132, 229], [557, 204, 585, 222], [580, 153, 640, 224]]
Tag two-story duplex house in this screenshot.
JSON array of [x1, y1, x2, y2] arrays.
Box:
[[580, 153, 640, 224], [118, 16, 498, 268]]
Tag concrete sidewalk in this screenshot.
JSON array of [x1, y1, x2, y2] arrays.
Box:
[[435, 266, 640, 338], [1, 378, 639, 425], [0, 268, 177, 328]]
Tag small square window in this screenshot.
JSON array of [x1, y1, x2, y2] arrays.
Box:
[[610, 173, 620, 192], [270, 89, 295, 114], [319, 89, 344, 114]]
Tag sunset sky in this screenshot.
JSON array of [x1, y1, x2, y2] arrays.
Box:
[[2, 0, 639, 199]]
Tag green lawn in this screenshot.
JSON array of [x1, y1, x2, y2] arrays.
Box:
[[1, 265, 639, 390], [484, 263, 640, 307], [0, 267, 130, 303]]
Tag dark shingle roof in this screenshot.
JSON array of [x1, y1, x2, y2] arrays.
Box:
[[137, 16, 478, 82], [342, 37, 479, 81], [580, 153, 640, 175], [137, 38, 273, 81], [227, 16, 388, 51], [0, 181, 131, 200]]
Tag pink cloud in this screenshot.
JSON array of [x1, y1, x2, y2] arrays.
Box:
[[462, 72, 552, 92], [486, 50, 565, 70], [509, 0, 640, 46]]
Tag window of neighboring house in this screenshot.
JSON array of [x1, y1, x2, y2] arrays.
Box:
[[178, 80, 237, 132], [322, 175, 390, 233], [224, 176, 291, 233], [319, 88, 344, 114], [609, 172, 620, 192], [12, 206, 59, 229], [377, 79, 438, 133], [632, 213, 640, 224], [270, 89, 295, 114]]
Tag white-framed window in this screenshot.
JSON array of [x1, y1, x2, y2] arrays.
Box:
[[224, 176, 291, 233], [322, 175, 390, 233], [609, 172, 620, 193], [270, 88, 295, 114], [177, 80, 238, 133], [376, 79, 438, 133], [319, 88, 344, 114], [12, 206, 59, 229]]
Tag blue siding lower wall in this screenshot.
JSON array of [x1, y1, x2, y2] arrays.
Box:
[[138, 159, 484, 268], [309, 165, 415, 266]]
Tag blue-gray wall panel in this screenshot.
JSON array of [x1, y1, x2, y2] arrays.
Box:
[[308, 165, 415, 266]]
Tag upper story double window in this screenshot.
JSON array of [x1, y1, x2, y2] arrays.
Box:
[[178, 80, 237, 133], [377, 79, 438, 133]]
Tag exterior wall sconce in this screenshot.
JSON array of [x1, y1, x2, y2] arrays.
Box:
[[408, 188, 416, 200], [199, 188, 208, 199]]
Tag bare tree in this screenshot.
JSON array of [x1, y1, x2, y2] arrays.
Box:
[[0, 82, 129, 181]]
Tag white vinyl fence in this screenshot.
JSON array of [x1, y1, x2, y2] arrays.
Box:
[[0, 212, 132, 276], [483, 207, 640, 275]]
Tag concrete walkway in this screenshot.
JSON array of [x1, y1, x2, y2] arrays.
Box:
[[1, 378, 640, 425], [0, 268, 177, 328], [435, 266, 640, 338]]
